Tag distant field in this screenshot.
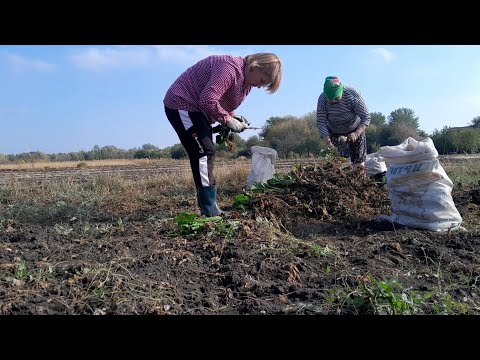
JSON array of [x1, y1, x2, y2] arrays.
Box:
[[0, 155, 479, 186], [0, 158, 187, 170]]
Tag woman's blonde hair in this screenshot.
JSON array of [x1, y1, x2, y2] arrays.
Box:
[[245, 53, 282, 94]]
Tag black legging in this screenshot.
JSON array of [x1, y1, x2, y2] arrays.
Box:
[[164, 106, 216, 188]]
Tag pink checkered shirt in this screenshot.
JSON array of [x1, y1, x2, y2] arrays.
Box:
[[163, 55, 251, 125]]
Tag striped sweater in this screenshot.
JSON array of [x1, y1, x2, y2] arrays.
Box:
[[316, 85, 370, 138]]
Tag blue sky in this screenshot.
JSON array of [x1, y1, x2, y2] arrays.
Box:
[[1, 45, 479, 155]]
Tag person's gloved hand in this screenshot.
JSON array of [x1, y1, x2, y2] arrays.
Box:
[[232, 115, 250, 126], [226, 116, 248, 133]]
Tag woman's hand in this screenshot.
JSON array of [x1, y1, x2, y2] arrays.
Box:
[[323, 137, 334, 148], [347, 132, 359, 143]]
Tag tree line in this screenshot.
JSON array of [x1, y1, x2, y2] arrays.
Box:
[[1, 110, 479, 164]]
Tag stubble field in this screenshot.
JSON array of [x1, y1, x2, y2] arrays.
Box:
[[0, 156, 479, 315]]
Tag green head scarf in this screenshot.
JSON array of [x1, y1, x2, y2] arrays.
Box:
[[323, 76, 344, 100]]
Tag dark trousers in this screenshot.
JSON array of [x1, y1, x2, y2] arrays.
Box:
[[164, 106, 216, 188], [330, 130, 367, 164]]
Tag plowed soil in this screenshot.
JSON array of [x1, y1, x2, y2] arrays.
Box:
[[1, 158, 479, 315]]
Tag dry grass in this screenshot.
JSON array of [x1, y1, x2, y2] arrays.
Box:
[[0, 158, 479, 315], [0, 163, 252, 224], [0, 156, 253, 171], [0, 158, 190, 170], [443, 164, 480, 186]]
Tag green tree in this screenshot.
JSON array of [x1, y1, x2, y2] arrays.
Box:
[[302, 110, 317, 123], [366, 124, 382, 151], [134, 144, 164, 159], [99, 145, 123, 159], [16, 151, 50, 163], [365, 112, 389, 151], [387, 108, 420, 132], [451, 128, 480, 153], [386, 123, 422, 146], [232, 133, 246, 149], [91, 145, 101, 160], [169, 144, 187, 159], [264, 115, 322, 158], [431, 126, 455, 155], [244, 135, 262, 149], [142, 143, 159, 151], [471, 116, 480, 128], [298, 113, 323, 156], [370, 112, 386, 126], [260, 115, 296, 138]]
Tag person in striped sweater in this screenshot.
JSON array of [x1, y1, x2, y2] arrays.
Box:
[[164, 53, 282, 217], [316, 76, 370, 168]]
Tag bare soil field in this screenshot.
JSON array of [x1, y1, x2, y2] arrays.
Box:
[[0, 156, 479, 315]]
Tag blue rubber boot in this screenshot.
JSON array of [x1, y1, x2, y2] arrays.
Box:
[[198, 186, 224, 217]]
